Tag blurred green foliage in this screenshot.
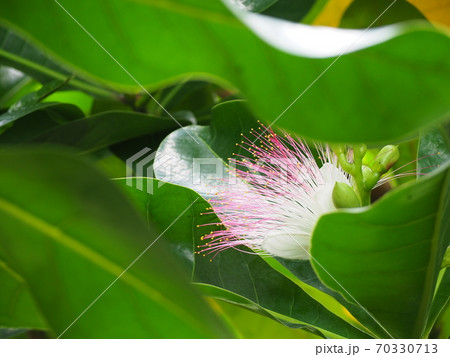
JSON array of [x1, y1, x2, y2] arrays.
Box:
[[0, 0, 448, 339]]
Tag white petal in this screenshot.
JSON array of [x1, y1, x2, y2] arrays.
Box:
[[319, 162, 349, 184], [314, 163, 352, 214], [314, 182, 336, 214], [262, 233, 311, 260]]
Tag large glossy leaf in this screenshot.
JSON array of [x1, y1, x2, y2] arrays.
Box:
[[0, 66, 25, 96], [311, 163, 450, 338], [1, 0, 449, 143], [0, 149, 233, 338], [117, 177, 371, 338], [153, 100, 258, 198], [0, 260, 47, 330], [213, 299, 323, 338], [0, 79, 84, 130], [43, 90, 94, 116], [271, 257, 391, 338], [0, 110, 82, 147], [0, 80, 85, 145], [0, 66, 36, 109], [147, 80, 219, 121], [28, 111, 190, 154], [0, 25, 115, 98]]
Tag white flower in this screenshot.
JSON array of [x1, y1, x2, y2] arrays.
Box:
[[198, 126, 351, 260]]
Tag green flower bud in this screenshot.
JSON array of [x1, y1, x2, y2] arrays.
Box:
[[372, 145, 400, 174], [362, 165, 380, 190], [332, 182, 361, 208]]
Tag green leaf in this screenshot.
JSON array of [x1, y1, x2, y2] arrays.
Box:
[[0, 66, 37, 109], [1, 1, 449, 143], [261, 0, 316, 22], [340, 0, 426, 28], [435, 306, 450, 338], [43, 90, 94, 116], [117, 178, 371, 338], [272, 256, 390, 338], [302, 0, 352, 26], [0, 80, 85, 144], [9, 78, 69, 107], [154, 100, 258, 196], [213, 299, 323, 338], [0, 66, 25, 97], [443, 247, 450, 269], [418, 126, 450, 175], [0, 110, 80, 146], [0, 260, 47, 330], [0, 79, 84, 131], [311, 163, 450, 338], [149, 80, 219, 121], [0, 149, 233, 338], [0, 25, 115, 98], [193, 241, 370, 338], [28, 110, 190, 154], [425, 268, 449, 337]]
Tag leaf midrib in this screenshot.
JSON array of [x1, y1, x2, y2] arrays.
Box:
[[0, 195, 203, 334]]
